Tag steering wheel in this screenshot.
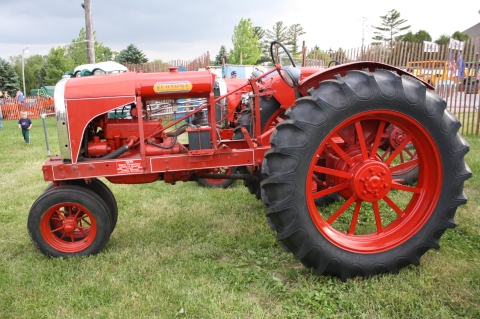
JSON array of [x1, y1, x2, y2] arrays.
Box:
[[270, 41, 296, 88], [328, 60, 341, 67]]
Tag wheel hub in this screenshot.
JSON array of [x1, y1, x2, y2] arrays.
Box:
[[389, 126, 406, 149], [63, 218, 77, 233], [351, 161, 392, 202]]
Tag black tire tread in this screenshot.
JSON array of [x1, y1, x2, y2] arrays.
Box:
[[261, 69, 471, 280]]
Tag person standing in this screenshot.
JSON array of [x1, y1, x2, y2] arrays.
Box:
[[18, 110, 32, 145], [0, 91, 3, 130], [231, 71, 237, 79], [16, 88, 25, 105]]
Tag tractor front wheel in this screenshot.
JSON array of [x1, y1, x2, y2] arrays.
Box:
[[44, 178, 118, 233], [28, 185, 112, 257], [261, 69, 471, 280], [196, 167, 237, 189]]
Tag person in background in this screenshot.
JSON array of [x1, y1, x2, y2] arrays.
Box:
[[231, 71, 237, 79], [16, 88, 25, 105], [4, 91, 11, 103], [0, 91, 3, 130], [18, 110, 32, 145]]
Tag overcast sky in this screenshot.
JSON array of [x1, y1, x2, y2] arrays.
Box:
[[0, 0, 479, 63]]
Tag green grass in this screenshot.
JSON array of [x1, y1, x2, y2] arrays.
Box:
[[0, 117, 479, 318]]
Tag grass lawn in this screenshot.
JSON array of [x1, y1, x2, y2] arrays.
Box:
[[0, 117, 478, 318]]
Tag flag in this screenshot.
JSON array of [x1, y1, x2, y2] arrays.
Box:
[[449, 52, 457, 77], [457, 53, 465, 79]]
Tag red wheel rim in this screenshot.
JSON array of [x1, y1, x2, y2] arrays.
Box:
[[381, 125, 418, 176], [40, 202, 97, 253], [306, 110, 442, 253], [202, 167, 232, 185], [262, 108, 285, 133]]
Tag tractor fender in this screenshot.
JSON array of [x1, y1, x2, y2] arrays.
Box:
[[297, 61, 434, 96]]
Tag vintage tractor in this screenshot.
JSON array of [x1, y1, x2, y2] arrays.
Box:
[[28, 42, 471, 280]]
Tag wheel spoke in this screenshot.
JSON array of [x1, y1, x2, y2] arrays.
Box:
[[326, 195, 357, 225], [384, 135, 413, 166], [53, 210, 66, 221], [312, 182, 349, 200], [327, 138, 354, 166], [355, 122, 369, 161], [313, 166, 353, 179], [380, 146, 391, 161], [79, 217, 92, 227], [389, 158, 419, 173], [50, 225, 64, 233], [404, 148, 415, 158], [370, 121, 387, 159], [348, 201, 362, 235], [372, 201, 383, 233], [390, 182, 421, 193], [383, 195, 404, 217]]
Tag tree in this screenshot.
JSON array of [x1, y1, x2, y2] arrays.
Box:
[[287, 24, 306, 55], [10, 54, 46, 95], [213, 45, 228, 65], [0, 58, 19, 96], [253, 26, 270, 64], [372, 9, 410, 46], [435, 34, 450, 45], [451, 31, 470, 41], [229, 18, 261, 65], [115, 44, 148, 65], [66, 28, 117, 66], [401, 30, 432, 43], [41, 47, 74, 86]]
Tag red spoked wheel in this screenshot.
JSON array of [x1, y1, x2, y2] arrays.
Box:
[[28, 185, 112, 257], [196, 167, 237, 189], [380, 124, 418, 185], [44, 178, 118, 233], [42, 202, 97, 252], [261, 69, 471, 280], [306, 111, 440, 253]]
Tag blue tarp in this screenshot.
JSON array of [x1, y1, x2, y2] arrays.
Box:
[[222, 65, 247, 79]]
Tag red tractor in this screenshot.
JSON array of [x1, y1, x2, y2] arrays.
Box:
[[28, 42, 471, 280]]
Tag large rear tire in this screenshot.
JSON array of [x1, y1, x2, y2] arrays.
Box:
[[261, 69, 471, 280]]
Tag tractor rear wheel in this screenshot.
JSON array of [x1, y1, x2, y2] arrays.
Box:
[[261, 69, 471, 280], [28, 185, 112, 257]]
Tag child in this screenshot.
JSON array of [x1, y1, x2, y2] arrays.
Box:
[[18, 110, 32, 145]]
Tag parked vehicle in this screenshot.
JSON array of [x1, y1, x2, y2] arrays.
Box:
[[27, 42, 471, 280]]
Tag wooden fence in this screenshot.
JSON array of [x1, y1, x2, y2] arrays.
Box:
[[299, 38, 480, 136], [125, 52, 211, 72]]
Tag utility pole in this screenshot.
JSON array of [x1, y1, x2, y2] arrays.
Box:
[[82, 0, 95, 63]]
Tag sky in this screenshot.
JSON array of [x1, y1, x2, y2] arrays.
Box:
[[0, 0, 479, 63]]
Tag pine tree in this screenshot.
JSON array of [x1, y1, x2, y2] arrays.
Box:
[[287, 24, 306, 55], [372, 9, 410, 46], [0, 58, 20, 96], [115, 44, 148, 65], [214, 45, 228, 65]]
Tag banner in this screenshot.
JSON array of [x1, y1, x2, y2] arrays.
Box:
[[449, 38, 464, 50], [423, 41, 439, 52]]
